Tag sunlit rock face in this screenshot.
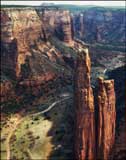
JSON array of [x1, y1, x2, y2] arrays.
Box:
[[74, 46, 117, 160], [1, 8, 74, 79], [1, 8, 65, 100], [1, 9, 44, 77], [60, 11, 74, 45], [74, 48, 95, 160], [41, 10, 74, 45], [9, 9, 44, 51], [4, 8, 45, 77], [97, 77, 116, 160]]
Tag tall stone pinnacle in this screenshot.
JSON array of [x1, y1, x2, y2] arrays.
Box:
[[74, 48, 95, 160], [74, 47, 116, 160], [97, 77, 116, 160]]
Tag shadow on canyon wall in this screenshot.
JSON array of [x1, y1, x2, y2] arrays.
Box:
[[47, 65, 126, 160], [46, 96, 75, 160], [108, 66, 126, 159]]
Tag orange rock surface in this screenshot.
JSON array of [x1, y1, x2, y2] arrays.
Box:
[[97, 77, 116, 160], [60, 11, 74, 45], [74, 46, 117, 160], [41, 10, 74, 45], [74, 48, 95, 160]]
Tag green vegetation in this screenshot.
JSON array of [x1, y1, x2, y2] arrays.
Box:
[[10, 116, 44, 159], [94, 43, 126, 52], [1, 85, 73, 159], [49, 37, 77, 59], [54, 4, 96, 13], [7, 97, 73, 159], [1, 99, 23, 114]]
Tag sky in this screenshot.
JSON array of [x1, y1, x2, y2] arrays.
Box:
[[1, 1, 126, 7]]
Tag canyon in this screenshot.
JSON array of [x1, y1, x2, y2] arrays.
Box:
[[72, 7, 125, 44], [1, 8, 74, 103], [1, 5, 126, 160]]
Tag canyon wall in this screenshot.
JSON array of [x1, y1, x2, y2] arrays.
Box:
[[74, 48, 95, 160], [40, 10, 74, 45], [1, 7, 125, 159], [97, 77, 116, 159], [1, 8, 46, 77], [1, 8, 73, 79], [1, 11, 18, 79], [74, 47, 117, 160], [1, 8, 74, 101], [73, 8, 125, 44]]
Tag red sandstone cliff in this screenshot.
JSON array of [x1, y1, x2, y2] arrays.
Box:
[[1, 8, 71, 79], [1, 8, 66, 100], [2, 8, 46, 77], [97, 77, 116, 160], [1, 8, 122, 160], [74, 48, 95, 160], [60, 11, 74, 45], [41, 10, 74, 45], [74, 45, 117, 160], [1, 9, 40, 77]]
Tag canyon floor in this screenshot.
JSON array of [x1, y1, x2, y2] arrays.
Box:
[[1, 5, 126, 160], [1, 43, 125, 160], [1, 91, 74, 160], [1, 45, 126, 160]]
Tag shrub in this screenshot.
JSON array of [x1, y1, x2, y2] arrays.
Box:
[[49, 37, 77, 59]]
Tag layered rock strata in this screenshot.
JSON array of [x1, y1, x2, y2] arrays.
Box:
[[2, 8, 46, 77], [1, 8, 64, 99], [97, 77, 116, 160], [18, 72, 56, 96], [1, 8, 73, 79], [74, 48, 95, 160], [41, 10, 74, 45], [72, 8, 125, 43], [74, 46, 117, 160], [60, 11, 74, 45]]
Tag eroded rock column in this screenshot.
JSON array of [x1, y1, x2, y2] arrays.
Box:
[[61, 11, 74, 45], [97, 77, 116, 160], [74, 48, 95, 160]]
